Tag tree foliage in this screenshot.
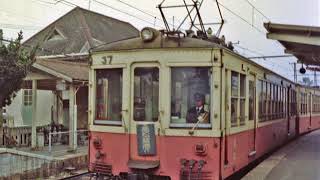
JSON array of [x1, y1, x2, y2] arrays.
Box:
[[0, 31, 37, 108]]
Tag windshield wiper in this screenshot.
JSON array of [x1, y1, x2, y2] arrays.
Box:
[[189, 112, 209, 135]]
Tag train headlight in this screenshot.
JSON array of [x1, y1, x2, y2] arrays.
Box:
[[141, 27, 155, 42]]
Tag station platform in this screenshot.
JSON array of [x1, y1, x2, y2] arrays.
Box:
[[243, 130, 320, 180], [0, 145, 88, 179]]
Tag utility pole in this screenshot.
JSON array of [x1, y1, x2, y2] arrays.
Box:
[[88, 0, 91, 10], [314, 70, 317, 87], [293, 63, 297, 83]]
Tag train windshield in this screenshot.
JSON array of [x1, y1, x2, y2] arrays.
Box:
[[95, 69, 122, 124], [170, 67, 211, 125], [133, 67, 159, 122]]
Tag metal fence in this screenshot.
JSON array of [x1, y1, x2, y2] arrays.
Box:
[[48, 129, 88, 153]]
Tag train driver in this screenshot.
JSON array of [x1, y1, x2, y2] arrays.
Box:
[[186, 93, 209, 123]]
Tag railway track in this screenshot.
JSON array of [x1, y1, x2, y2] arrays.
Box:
[[59, 172, 91, 180]]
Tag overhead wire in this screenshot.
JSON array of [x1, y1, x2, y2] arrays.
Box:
[[106, 0, 187, 30], [214, 0, 265, 34], [93, 0, 163, 28], [0, 23, 43, 31], [109, 0, 156, 19], [0, 38, 55, 54], [234, 44, 265, 57], [51, 0, 164, 28], [212, 0, 297, 79], [242, 0, 271, 22]]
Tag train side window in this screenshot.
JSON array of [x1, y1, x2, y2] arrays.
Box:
[[231, 71, 239, 127], [300, 92, 304, 115], [249, 80, 255, 120], [239, 74, 246, 125], [170, 67, 211, 126], [258, 80, 263, 121], [266, 82, 269, 120], [134, 67, 159, 122], [95, 69, 122, 125], [230, 71, 246, 127]]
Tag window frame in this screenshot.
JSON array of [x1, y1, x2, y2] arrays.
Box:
[[23, 89, 33, 106], [93, 68, 124, 126], [169, 66, 213, 129], [132, 65, 160, 122], [230, 71, 246, 127]]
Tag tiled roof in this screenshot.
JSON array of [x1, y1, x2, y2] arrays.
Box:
[[23, 7, 139, 56], [35, 59, 89, 81]]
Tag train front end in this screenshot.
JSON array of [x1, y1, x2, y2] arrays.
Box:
[[88, 28, 223, 179]]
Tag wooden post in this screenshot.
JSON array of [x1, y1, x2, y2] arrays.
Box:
[[31, 80, 37, 148]]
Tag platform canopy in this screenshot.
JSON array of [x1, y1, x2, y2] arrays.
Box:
[[264, 22, 320, 66]]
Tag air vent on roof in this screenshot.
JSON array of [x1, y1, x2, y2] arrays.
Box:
[[47, 29, 64, 41]]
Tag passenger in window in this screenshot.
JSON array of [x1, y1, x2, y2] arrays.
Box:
[[186, 93, 209, 123]]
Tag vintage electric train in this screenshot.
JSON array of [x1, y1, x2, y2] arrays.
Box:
[[88, 27, 320, 180]]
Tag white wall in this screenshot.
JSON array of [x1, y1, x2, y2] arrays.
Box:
[[5, 90, 24, 126], [5, 89, 55, 127]]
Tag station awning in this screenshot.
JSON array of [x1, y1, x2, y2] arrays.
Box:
[[264, 22, 320, 66], [23, 55, 89, 90]]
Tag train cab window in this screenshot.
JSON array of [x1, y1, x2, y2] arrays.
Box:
[[95, 69, 122, 125], [134, 67, 159, 122], [231, 71, 246, 127], [170, 67, 211, 127]]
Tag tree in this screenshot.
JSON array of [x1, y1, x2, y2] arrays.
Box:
[[0, 31, 37, 117]]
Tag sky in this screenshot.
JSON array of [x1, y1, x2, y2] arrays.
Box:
[[0, 0, 319, 81]]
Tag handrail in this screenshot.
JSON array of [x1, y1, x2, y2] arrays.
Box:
[[48, 130, 88, 153]]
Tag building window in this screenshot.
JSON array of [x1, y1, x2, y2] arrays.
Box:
[[23, 89, 32, 106], [231, 71, 246, 127], [95, 69, 122, 124], [134, 67, 159, 122], [170, 67, 211, 126]]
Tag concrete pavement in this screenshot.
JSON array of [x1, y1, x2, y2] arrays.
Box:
[[243, 130, 320, 180]]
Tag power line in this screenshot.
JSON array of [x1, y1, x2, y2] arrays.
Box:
[[234, 44, 264, 56], [249, 55, 294, 59], [242, 0, 271, 22], [105, 0, 187, 30], [46, 0, 164, 28], [53, 0, 77, 7], [109, 0, 156, 19], [0, 38, 55, 54], [34, 0, 74, 7], [93, 0, 163, 28], [0, 23, 43, 31], [213, 0, 265, 34]]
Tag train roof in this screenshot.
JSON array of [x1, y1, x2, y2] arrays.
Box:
[[90, 28, 320, 90], [92, 30, 224, 52]]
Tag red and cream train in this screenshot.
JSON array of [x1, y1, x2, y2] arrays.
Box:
[[88, 27, 320, 180]]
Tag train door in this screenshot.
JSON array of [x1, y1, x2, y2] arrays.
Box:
[[128, 63, 161, 169], [309, 92, 312, 129], [248, 74, 257, 156]]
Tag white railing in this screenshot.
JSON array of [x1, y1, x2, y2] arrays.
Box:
[[48, 129, 88, 153]]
